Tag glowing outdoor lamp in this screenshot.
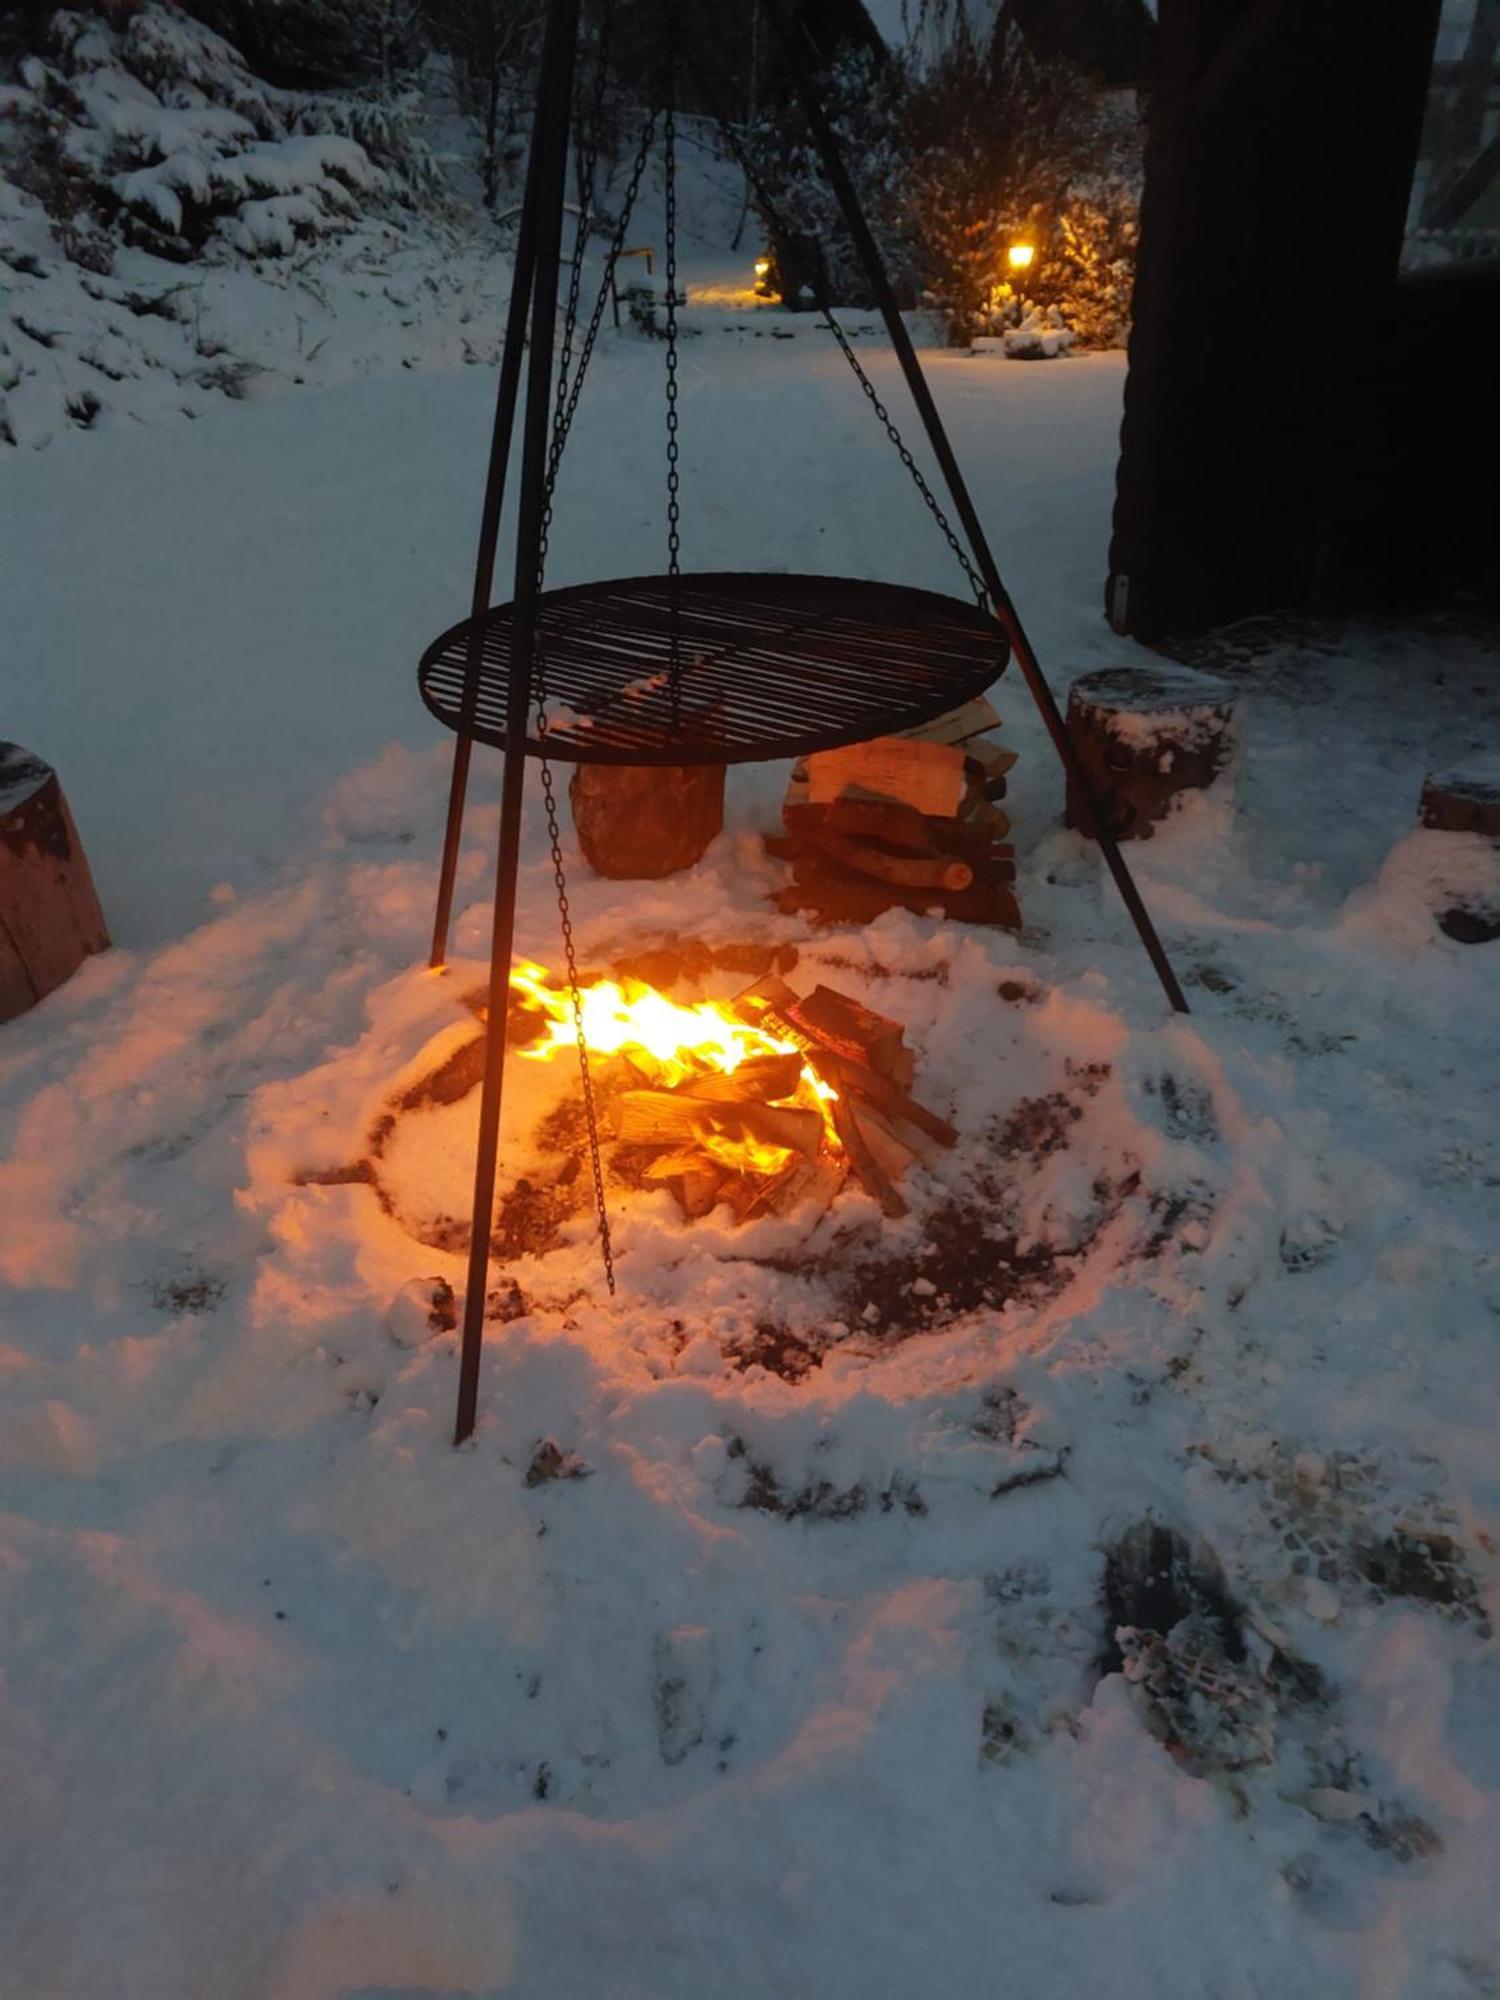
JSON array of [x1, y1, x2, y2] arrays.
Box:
[[1007, 241, 1036, 273], [754, 255, 771, 280]]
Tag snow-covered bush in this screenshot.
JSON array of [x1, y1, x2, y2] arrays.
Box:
[[0, 7, 513, 448], [747, 47, 918, 310], [747, 18, 1143, 347], [4, 4, 440, 268]]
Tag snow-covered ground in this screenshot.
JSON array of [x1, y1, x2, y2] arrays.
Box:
[[3, 269, 1499, 1997]]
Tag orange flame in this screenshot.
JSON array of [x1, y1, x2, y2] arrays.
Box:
[[509, 960, 839, 1164]]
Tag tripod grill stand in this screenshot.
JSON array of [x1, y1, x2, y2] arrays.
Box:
[[420, 0, 1188, 1445]]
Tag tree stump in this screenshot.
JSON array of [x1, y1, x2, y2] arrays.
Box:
[[1419, 766, 1500, 943], [569, 759, 725, 880], [1, 743, 110, 1022], [1063, 665, 1238, 841]]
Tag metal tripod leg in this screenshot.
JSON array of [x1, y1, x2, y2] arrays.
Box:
[[454, 0, 582, 1445], [428, 136, 544, 969], [767, 0, 1189, 1016]]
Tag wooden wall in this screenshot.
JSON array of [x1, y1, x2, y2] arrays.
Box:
[[1107, 0, 1455, 642]]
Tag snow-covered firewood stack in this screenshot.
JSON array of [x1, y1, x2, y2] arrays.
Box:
[[765, 697, 1019, 927]]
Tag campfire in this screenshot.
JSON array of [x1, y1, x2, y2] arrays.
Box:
[[510, 963, 956, 1224]]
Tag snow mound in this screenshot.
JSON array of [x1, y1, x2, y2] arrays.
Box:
[[0, 4, 479, 448]]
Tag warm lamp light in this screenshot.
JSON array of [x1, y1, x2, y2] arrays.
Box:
[[754, 256, 771, 279], [1007, 241, 1036, 272]]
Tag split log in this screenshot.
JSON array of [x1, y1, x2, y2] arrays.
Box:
[[958, 787, 1011, 834], [1063, 665, 1237, 842], [678, 1051, 803, 1103], [0, 743, 109, 1025], [850, 1102, 918, 1185], [643, 1150, 728, 1217], [785, 797, 936, 857], [925, 819, 1013, 859], [779, 854, 1021, 930], [761, 832, 801, 863], [614, 1089, 823, 1159], [569, 757, 725, 879], [799, 825, 974, 893], [678, 1166, 728, 1217], [643, 1148, 718, 1180], [963, 734, 1019, 787], [831, 1093, 908, 1218], [807, 736, 967, 817], [794, 985, 907, 1078], [831, 1059, 957, 1150], [733, 976, 957, 1148], [901, 695, 1001, 746], [747, 1152, 849, 1221]]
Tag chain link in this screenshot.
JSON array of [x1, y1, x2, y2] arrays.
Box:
[[818, 311, 989, 609], [700, 82, 989, 609], [523, 31, 662, 1304]]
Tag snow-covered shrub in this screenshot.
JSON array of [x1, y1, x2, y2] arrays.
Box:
[[0, 6, 498, 448], [746, 19, 1142, 346], [747, 47, 918, 309], [1030, 182, 1139, 348], [4, 4, 440, 269]]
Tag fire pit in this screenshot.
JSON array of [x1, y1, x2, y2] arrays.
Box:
[[509, 964, 955, 1225]]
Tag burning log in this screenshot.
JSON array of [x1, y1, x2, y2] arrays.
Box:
[[678, 1050, 804, 1103], [510, 955, 938, 1230], [733, 975, 957, 1149], [615, 1089, 823, 1161]]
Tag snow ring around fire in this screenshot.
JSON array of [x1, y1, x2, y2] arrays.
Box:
[[248, 932, 1252, 1384]]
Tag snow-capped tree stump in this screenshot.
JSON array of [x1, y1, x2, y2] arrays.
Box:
[[1063, 665, 1238, 842], [1, 743, 110, 1023], [1419, 767, 1500, 943], [1420, 768, 1500, 841], [569, 759, 725, 879]]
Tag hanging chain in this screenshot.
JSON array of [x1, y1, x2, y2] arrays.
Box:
[[662, 26, 684, 726], [523, 17, 649, 1304], [817, 311, 989, 609], [695, 66, 990, 610]]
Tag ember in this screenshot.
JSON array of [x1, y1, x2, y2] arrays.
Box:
[[509, 962, 954, 1222]]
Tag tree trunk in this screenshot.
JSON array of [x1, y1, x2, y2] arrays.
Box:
[[483, 69, 501, 210], [1064, 665, 1237, 841], [1, 744, 110, 1023]]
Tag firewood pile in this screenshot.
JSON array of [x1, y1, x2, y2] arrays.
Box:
[[608, 972, 955, 1224], [763, 697, 1019, 928]]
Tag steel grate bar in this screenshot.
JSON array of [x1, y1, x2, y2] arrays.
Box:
[[418, 571, 1007, 766]]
